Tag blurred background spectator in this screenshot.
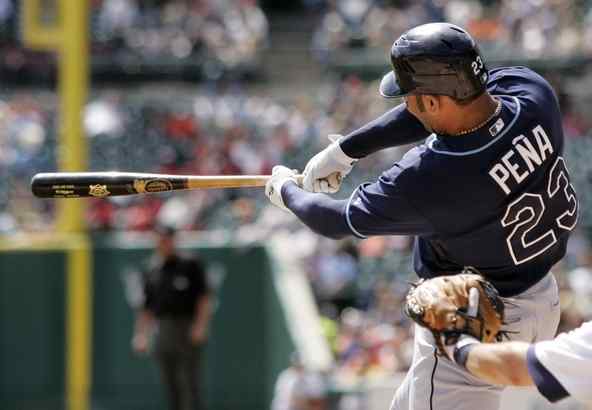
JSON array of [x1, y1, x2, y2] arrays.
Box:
[[131, 225, 212, 410], [271, 352, 329, 410]]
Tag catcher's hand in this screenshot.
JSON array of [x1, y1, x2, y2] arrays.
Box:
[[404, 267, 506, 357]]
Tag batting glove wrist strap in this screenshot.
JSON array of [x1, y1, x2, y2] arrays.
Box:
[[328, 135, 358, 167]]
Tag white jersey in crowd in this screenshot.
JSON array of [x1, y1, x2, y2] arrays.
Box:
[[271, 367, 327, 410]]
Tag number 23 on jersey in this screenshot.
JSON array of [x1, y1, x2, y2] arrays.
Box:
[[502, 156, 578, 265]]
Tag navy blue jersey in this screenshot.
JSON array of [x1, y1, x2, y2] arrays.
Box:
[[345, 67, 578, 296]]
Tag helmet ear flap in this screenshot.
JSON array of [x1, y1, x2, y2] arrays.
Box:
[[399, 60, 415, 74]]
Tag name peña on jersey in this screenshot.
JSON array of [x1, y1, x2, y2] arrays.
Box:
[[489, 124, 554, 195]]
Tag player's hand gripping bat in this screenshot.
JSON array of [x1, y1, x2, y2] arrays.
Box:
[[31, 172, 305, 198]]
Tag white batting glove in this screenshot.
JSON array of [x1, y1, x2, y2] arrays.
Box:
[[442, 287, 481, 363], [302, 134, 357, 193], [265, 165, 299, 212]]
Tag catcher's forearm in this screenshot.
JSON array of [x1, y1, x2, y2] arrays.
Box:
[[339, 103, 429, 158], [465, 342, 533, 386]]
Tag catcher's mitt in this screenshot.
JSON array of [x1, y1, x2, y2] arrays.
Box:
[[404, 267, 506, 356]]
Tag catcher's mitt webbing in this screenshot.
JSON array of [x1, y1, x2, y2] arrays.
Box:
[[404, 267, 505, 355]]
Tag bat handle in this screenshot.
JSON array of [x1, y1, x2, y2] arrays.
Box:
[[260, 174, 304, 186]]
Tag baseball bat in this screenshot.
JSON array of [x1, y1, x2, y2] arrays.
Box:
[[31, 172, 304, 198]]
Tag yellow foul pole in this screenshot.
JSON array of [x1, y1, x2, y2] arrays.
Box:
[[58, 0, 89, 230], [22, 1, 91, 410], [61, 3, 91, 410]]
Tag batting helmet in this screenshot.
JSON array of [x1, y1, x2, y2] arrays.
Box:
[[379, 23, 489, 101]]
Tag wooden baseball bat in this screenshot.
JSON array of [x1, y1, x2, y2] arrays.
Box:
[[31, 172, 304, 198]]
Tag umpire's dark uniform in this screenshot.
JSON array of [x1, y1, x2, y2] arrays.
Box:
[[143, 250, 210, 410]]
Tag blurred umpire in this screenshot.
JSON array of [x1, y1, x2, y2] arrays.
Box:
[[132, 225, 212, 410]]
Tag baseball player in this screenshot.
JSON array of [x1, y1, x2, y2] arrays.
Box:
[[264, 22, 579, 410], [442, 293, 592, 405]]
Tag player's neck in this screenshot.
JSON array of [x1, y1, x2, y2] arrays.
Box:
[[449, 94, 500, 136]]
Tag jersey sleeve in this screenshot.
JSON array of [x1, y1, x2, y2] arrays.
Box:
[[345, 166, 434, 238], [339, 103, 430, 158], [488, 67, 558, 113], [188, 258, 210, 297], [527, 322, 592, 403]]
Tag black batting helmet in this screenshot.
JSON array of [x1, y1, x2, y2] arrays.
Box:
[[379, 23, 489, 101]]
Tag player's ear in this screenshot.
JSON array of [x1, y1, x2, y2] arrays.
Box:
[[424, 95, 441, 114]]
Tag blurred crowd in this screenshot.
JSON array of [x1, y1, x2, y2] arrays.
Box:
[[313, 0, 592, 61], [311, 236, 416, 387], [0, 76, 397, 233], [0, 0, 268, 80]]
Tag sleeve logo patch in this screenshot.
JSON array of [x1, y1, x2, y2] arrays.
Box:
[[489, 118, 505, 137]]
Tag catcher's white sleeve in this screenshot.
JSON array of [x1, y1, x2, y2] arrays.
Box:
[[526, 321, 592, 403]]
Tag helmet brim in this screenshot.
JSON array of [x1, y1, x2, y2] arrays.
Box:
[[379, 71, 407, 99]]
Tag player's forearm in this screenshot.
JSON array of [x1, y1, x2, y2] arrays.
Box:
[[134, 309, 154, 335], [465, 342, 533, 386], [281, 182, 351, 239], [193, 294, 211, 330], [339, 104, 429, 158]]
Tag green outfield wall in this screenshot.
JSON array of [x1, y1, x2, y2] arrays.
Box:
[[0, 238, 294, 410], [0, 251, 67, 410]]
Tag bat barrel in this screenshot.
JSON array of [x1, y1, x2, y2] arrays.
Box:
[[31, 172, 187, 198]]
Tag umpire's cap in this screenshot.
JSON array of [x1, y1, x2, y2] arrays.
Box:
[[380, 22, 489, 101]]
